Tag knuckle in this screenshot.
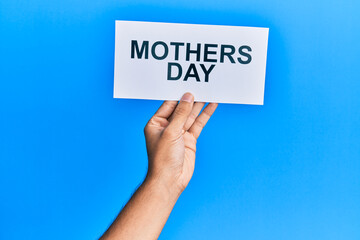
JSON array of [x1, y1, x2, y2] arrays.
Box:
[[176, 105, 190, 116], [189, 111, 198, 121], [195, 118, 206, 128], [143, 121, 152, 134], [203, 109, 211, 117], [162, 127, 175, 138], [164, 101, 174, 108], [143, 125, 149, 134]]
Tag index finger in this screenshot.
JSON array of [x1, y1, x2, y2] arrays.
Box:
[[153, 101, 178, 119]]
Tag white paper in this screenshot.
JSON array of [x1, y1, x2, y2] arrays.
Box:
[[114, 20, 269, 105]]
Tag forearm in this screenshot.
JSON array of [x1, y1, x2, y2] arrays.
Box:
[[100, 175, 182, 240]]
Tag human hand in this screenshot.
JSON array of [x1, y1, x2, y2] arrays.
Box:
[[144, 93, 218, 195], [100, 93, 217, 240]]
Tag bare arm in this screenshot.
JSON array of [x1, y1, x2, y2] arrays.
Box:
[[100, 93, 218, 240]]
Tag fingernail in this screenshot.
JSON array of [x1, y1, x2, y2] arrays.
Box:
[[181, 92, 194, 103]]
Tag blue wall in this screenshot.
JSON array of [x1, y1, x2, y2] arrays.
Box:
[[1, 0, 359, 239]]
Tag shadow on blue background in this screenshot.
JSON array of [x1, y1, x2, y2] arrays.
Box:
[[1, 0, 359, 239]]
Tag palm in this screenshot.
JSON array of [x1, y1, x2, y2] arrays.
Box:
[[145, 117, 196, 186], [144, 97, 218, 190], [182, 131, 197, 186]]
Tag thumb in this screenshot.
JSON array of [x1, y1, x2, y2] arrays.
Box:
[[166, 93, 194, 134]]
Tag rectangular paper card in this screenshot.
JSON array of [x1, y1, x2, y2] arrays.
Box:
[[114, 20, 269, 105]]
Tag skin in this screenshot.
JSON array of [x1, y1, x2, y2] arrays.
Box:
[[100, 92, 218, 240]]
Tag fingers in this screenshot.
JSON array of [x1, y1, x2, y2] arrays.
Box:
[[188, 103, 218, 139], [153, 101, 178, 119], [166, 93, 194, 134], [161, 93, 218, 139], [184, 102, 205, 130], [168, 102, 205, 127]]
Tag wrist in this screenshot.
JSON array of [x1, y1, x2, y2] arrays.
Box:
[[144, 173, 183, 202]]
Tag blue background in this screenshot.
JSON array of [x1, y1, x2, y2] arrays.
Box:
[[1, 0, 360, 239]]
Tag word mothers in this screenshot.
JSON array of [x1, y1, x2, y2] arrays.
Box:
[[131, 40, 252, 82]]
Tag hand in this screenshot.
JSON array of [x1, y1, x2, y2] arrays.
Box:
[[100, 93, 218, 240], [144, 92, 218, 194]]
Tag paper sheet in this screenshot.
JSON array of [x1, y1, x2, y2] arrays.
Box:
[[114, 21, 269, 105]]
